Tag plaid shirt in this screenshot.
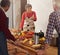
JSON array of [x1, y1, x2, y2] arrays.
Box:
[[46, 11, 60, 44]]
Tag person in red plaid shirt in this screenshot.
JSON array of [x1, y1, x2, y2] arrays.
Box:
[[46, 1, 60, 55]]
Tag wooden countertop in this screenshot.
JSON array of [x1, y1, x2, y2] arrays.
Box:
[[7, 41, 57, 55], [46, 46, 57, 55]]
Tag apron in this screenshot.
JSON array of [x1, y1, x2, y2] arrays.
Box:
[[23, 17, 35, 32]]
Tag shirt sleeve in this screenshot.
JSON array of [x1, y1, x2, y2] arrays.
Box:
[[33, 11, 37, 21], [46, 13, 56, 44], [19, 12, 25, 29], [0, 14, 16, 41]]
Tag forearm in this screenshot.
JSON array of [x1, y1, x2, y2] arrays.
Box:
[[2, 27, 16, 41], [0, 22, 16, 41], [45, 12, 56, 44], [34, 18, 37, 21], [45, 25, 54, 44]]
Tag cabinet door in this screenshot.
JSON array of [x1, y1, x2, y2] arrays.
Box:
[[21, 0, 27, 16]]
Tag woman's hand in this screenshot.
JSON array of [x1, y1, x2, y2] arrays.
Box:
[[30, 15, 34, 20], [18, 28, 22, 32]]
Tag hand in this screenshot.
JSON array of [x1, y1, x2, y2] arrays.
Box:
[[45, 44, 50, 49], [30, 15, 34, 20], [32, 14, 34, 18], [18, 28, 21, 32], [14, 39, 20, 44]]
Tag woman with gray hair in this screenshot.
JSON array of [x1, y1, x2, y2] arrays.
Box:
[[46, 1, 60, 55], [19, 4, 37, 32]]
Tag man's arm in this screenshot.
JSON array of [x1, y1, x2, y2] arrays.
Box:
[[0, 12, 16, 41], [46, 12, 56, 44]]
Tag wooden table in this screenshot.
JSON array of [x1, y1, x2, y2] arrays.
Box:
[[7, 40, 58, 55], [46, 47, 57, 55], [7, 40, 37, 55]]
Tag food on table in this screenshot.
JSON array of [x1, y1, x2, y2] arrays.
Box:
[[39, 37, 46, 41], [29, 39, 33, 45], [22, 31, 27, 34], [21, 32, 25, 36], [27, 31, 34, 35], [19, 31, 34, 39], [31, 44, 41, 48], [22, 38, 28, 43], [10, 29, 46, 50], [39, 37, 46, 44]]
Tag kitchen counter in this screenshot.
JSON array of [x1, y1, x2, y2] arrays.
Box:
[[46, 46, 57, 55], [7, 41, 57, 55]]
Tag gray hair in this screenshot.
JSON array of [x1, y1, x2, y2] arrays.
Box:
[[53, 0, 60, 8], [0, 0, 10, 7], [25, 4, 32, 10]]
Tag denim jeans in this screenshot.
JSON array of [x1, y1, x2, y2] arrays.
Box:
[[0, 32, 8, 55]]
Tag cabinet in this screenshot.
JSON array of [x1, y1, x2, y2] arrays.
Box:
[[21, 0, 27, 16], [13, 0, 27, 29]]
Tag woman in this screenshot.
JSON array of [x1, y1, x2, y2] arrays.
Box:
[[19, 4, 37, 32]]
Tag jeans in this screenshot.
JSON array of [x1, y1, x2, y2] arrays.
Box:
[[0, 32, 8, 55]]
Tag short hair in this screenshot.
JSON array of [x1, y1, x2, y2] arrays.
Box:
[[0, 0, 10, 7], [53, 0, 60, 8], [25, 4, 32, 10]]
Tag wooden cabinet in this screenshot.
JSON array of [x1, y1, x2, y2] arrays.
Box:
[[21, 0, 27, 16]]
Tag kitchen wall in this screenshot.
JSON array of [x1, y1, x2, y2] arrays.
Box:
[[6, 0, 13, 28], [28, 0, 56, 34], [13, 0, 21, 29]]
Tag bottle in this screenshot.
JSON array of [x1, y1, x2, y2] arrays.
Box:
[[34, 32, 39, 44], [38, 30, 44, 38]]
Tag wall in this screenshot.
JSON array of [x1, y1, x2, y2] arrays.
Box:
[[28, 0, 54, 34], [13, 0, 21, 29], [6, 0, 13, 28]]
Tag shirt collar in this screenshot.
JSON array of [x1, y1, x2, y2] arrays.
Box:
[[0, 7, 7, 16], [0, 7, 5, 13]]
